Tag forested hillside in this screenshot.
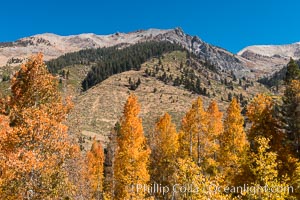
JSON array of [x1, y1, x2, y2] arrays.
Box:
[[61, 49, 268, 143], [0, 54, 299, 199], [46, 41, 186, 90]]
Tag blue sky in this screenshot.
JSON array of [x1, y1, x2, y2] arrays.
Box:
[[1, 0, 300, 53]]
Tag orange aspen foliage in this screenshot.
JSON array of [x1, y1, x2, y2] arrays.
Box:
[[247, 94, 285, 152], [206, 100, 223, 175], [0, 114, 11, 182], [180, 97, 224, 175], [0, 54, 75, 199], [247, 93, 297, 178], [219, 98, 248, 183], [179, 97, 208, 167], [283, 80, 300, 158], [87, 138, 105, 199], [113, 94, 150, 200], [9, 53, 73, 126], [149, 113, 179, 199]]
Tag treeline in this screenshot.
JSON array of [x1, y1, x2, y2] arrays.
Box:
[[1, 54, 300, 199], [81, 42, 186, 91], [46, 41, 186, 90]]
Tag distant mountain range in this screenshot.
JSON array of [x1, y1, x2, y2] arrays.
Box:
[[0, 28, 280, 147], [238, 42, 300, 75], [1, 27, 299, 78]]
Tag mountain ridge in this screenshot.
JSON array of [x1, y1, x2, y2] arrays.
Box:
[[1, 28, 299, 78], [237, 42, 300, 75], [0, 28, 252, 77], [238, 42, 300, 58]]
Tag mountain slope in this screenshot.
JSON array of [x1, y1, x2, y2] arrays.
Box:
[[0, 47, 270, 150], [238, 42, 300, 74], [0, 28, 253, 76], [3, 28, 300, 79], [238, 42, 300, 58], [62, 50, 269, 149], [0, 29, 169, 66]]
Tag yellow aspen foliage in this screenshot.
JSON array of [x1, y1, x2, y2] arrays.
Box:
[[206, 100, 223, 175], [87, 138, 105, 199], [246, 93, 297, 178], [283, 80, 300, 158], [0, 54, 75, 199], [291, 162, 300, 199], [175, 158, 231, 200], [247, 93, 285, 152], [243, 137, 290, 200], [175, 158, 205, 199], [179, 97, 208, 167], [149, 113, 179, 199], [219, 98, 248, 183], [114, 94, 150, 200]]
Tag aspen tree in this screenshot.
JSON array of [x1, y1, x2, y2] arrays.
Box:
[[244, 137, 290, 200], [0, 54, 75, 199], [219, 98, 248, 183], [247, 93, 285, 151], [179, 97, 208, 167], [87, 138, 105, 199], [206, 100, 223, 175], [114, 94, 150, 200], [247, 94, 298, 172], [149, 113, 179, 199]]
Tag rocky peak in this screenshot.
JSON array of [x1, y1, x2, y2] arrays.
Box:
[[0, 28, 253, 77], [237, 42, 300, 75]]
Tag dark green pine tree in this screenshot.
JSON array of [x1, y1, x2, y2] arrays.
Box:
[[285, 58, 300, 83], [282, 59, 300, 158]]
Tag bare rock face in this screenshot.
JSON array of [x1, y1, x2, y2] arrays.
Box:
[[238, 42, 300, 75], [152, 28, 251, 76]]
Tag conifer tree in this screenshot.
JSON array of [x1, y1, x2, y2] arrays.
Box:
[[285, 58, 300, 83], [149, 113, 178, 199], [113, 94, 150, 199], [282, 80, 300, 158], [87, 138, 105, 199]]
